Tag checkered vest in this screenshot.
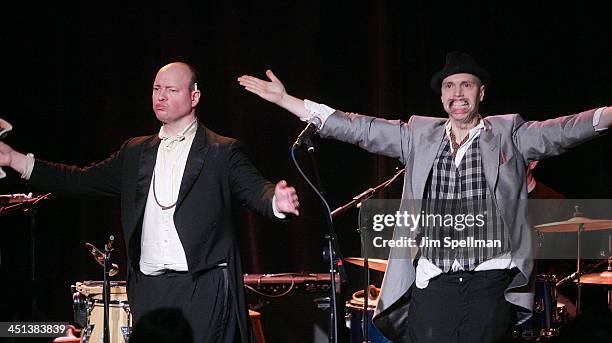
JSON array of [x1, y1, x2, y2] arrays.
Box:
[[421, 135, 510, 272]]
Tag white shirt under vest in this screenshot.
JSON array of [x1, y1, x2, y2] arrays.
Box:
[[140, 120, 198, 275]]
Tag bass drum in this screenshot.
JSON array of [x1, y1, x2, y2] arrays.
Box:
[[513, 274, 567, 341]]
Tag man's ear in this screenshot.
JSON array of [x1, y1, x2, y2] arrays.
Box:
[[479, 84, 486, 102], [191, 89, 201, 106]]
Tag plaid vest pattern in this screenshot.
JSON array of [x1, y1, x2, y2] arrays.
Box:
[[421, 135, 510, 272]]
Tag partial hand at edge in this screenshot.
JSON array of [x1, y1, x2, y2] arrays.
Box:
[[237, 70, 310, 120], [0, 141, 27, 175]]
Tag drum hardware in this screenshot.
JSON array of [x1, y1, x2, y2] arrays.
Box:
[[345, 257, 388, 273], [345, 286, 392, 343], [329, 168, 404, 343], [83, 237, 121, 343], [579, 258, 612, 311], [514, 274, 568, 341], [73, 281, 132, 343], [86, 242, 119, 277], [535, 206, 612, 314]]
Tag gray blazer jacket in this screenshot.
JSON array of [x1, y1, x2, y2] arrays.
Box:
[[319, 108, 601, 341]]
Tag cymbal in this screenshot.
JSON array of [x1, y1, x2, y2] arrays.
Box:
[[579, 271, 612, 285], [345, 257, 388, 273], [535, 216, 612, 233]]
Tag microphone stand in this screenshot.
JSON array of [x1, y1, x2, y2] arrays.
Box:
[[103, 235, 115, 343], [331, 168, 404, 343], [304, 137, 325, 196], [1, 193, 52, 319], [291, 140, 346, 343]]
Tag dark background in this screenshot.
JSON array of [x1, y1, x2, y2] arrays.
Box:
[[0, 1, 610, 339]]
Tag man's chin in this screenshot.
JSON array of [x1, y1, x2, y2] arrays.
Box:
[[449, 111, 469, 120], [155, 112, 169, 122]]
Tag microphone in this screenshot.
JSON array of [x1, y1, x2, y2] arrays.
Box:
[[293, 117, 321, 148], [85, 242, 119, 277], [304, 136, 315, 153]]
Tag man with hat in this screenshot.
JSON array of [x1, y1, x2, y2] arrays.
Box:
[[237, 52, 611, 342]]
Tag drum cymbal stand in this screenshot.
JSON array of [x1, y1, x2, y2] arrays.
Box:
[[332, 168, 404, 343], [102, 235, 115, 343], [574, 206, 584, 315]]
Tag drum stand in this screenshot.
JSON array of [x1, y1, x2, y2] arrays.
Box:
[[332, 168, 404, 343], [576, 221, 584, 315], [102, 235, 115, 343]]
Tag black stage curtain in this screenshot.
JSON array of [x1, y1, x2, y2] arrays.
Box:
[[0, 1, 610, 326]]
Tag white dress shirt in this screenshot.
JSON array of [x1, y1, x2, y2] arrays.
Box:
[[140, 120, 198, 275]]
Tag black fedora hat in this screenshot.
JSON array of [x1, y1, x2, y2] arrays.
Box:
[[430, 51, 490, 93]]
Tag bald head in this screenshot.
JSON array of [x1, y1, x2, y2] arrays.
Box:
[[158, 62, 200, 92]]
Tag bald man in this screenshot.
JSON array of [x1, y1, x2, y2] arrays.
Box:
[[0, 62, 299, 342]]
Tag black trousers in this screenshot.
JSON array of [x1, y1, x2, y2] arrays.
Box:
[[406, 269, 515, 343], [129, 267, 239, 343]]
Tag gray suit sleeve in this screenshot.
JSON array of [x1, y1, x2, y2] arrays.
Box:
[[318, 110, 411, 164], [513, 109, 602, 163]]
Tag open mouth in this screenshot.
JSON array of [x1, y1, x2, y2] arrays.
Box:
[[448, 99, 470, 113]]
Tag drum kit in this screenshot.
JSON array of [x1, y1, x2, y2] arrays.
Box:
[[344, 284, 391, 343], [344, 257, 391, 343], [518, 210, 612, 341], [343, 210, 612, 343], [57, 242, 133, 343], [72, 281, 132, 343]]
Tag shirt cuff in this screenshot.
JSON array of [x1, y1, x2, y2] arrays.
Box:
[[21, 153, 35, 180], [303, 99, 336, 129], [593, 107, 608, 131], [272, 195, 286, 219]]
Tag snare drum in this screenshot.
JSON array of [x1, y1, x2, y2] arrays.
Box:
[[514, 274, 566, 341], [345, 287, 393, 343], [74, 281, 132, 343]]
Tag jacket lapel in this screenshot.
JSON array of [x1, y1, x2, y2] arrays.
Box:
[[134, 135, 160, 221], [176, 124, 210, 210], [479, 120, 500, 192], [413, 122, 445, 198]]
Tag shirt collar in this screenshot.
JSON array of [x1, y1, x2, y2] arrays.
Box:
[[159, 119, 198, 142], [444, 117, 485, 139]]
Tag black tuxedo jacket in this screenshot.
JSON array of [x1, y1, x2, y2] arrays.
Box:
[[29, 123, 277, 342]]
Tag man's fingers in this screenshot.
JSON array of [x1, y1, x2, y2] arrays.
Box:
[[266, 69, 279, 83], [239, 78, 264, 91], [244, 86, 264, 97]]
